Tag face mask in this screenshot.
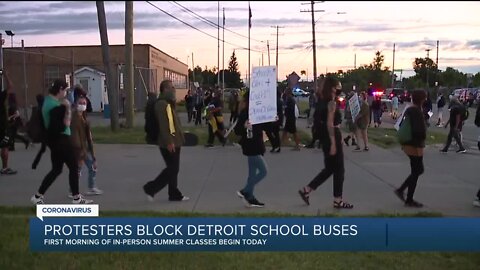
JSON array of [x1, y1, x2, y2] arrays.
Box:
[[77, 105, 87, 112]]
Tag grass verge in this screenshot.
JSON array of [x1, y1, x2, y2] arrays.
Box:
[[365, 128, 447, 149], [0, 206, 478, 270]]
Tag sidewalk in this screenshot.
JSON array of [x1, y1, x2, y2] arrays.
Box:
[[0, 139, 478, 217]]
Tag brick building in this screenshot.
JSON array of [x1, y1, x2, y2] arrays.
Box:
[[3, 44, 188, 112]]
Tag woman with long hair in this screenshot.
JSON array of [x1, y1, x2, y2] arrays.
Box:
[[394, 90, 427, 207], [298, 76, 353, 209]]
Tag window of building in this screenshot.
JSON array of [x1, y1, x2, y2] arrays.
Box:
[[45, 65, 60, 90], [164, 69, 186, 89]]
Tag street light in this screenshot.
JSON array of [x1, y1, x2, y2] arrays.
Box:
[[5, 30, 14, 48]]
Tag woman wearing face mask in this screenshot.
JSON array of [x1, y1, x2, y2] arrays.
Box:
[[298, 76, 353, 209], [71, 95, 102, 196]]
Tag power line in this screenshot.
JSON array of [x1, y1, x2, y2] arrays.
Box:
[[170, 1, 266, 44], [146, 1, 263, 53]]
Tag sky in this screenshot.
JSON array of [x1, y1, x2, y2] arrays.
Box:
[[1, 1, 480, 82]]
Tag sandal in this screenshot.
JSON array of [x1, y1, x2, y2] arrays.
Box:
[[298, 188, 310, 205], [333, 200, 354, 209]]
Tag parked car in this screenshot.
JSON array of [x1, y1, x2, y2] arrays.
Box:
[[292, 88, 310, 97]]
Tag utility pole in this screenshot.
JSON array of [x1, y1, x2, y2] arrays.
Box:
[[301, 1, 324, 93], [22, 39, 28, 120], [426, 48, 431, 92], [436, 40, 439, 88], [391, 43, 395, 89], [267, 40, 271, 65], [262, 53, 264, 66], [96, 1, 119, 131], [217, 1, 220, 87], [271, 26, 284, 82], [354, 53, 356, 69], [125, 1, 134, 128], [191, 52, 195, 83], [222, 7, 225, 90]]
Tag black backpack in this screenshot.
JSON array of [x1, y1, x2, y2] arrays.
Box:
[[475, 106, 480, 127], [460, 105, 469, 121], [26, 106, 46, 143], [145, 97, 160, 145]]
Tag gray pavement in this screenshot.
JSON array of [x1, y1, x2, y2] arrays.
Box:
[[1, 106, 479, 216]]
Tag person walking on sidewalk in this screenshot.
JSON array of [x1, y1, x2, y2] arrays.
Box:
[[473, 189, 480, 207], [71, 95, 103, 196], [394, 90, 427, 208], [143, 80, 189, 202], [0, 71, 18, 175], [205, 88, 226, 147], [235, 91, 267, 208], [354, 91, 370, 151], [436, 93, 446, 127], [440, 95, 466, 154], [264, 89, 283, 153], [30, 79, 92, 204], [281, 88, 301, 150], [298, 76, 353, 209], [343, 91, 357, 147]]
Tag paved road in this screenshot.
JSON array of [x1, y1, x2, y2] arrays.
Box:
[[1, 134, 479, 217]]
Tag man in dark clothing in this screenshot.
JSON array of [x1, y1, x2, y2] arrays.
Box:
[[263, 91, 283, 153], [436, 93, 446, 127], [143, 80, 189, 202], [281, 88, 301, 150], [205, 89, 226, 147], [0, 71, 17, 175], [441, 96, 466, 153], [194, 87, 204, 126]]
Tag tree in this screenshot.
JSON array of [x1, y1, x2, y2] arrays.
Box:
[[224, 51, 243, 88], [412, 57, 438, 87]]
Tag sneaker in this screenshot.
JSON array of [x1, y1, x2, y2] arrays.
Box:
[[343, 137, 350, 146], [352, 139, 357, 146], [246, 197, 265, 208], [86, 188, 104, 196], [363, 147, 369, 152], [473, 199, 480, 208], [440, 149, 448, 153], [456, 149, 467, 154], [30, 194, 44, 204], [298, 188, 310, 205], [205, 144, 214, 148], [0, 168, 17, 175], [169, 196, 190, 202], [353, 146, 361, 152], [405, 200, 423, 208], [72, 195, 93, 204]]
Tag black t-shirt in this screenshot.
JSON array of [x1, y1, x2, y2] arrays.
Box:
[[404, 106, 426, 148], [210, 96, 223, 117], [285, 96, 296, 119], [449, 105, 463, 127], [0, 91, 8, 133]]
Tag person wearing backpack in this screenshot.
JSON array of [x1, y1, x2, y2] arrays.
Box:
[[143, 80, 189, 202], [440, 95, 466, 153], [30, 79, 92, 204], [298, 77, 353, 209], [394, 90, 427, 208]]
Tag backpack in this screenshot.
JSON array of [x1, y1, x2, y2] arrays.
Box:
[[26, 106, 46, 143], [144, 97, 160, 145]]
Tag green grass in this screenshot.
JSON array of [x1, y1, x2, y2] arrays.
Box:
[[359, 128, 447, 149], [1, 206, 478, 270]]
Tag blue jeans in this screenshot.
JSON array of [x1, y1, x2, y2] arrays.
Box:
[[242, 155, 267, 199], [81, 152, 97, 189]]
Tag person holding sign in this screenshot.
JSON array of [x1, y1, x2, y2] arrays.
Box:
[[394, 90, 427, 208], [298, 77, 353, 209], [234, 91, 267, 208]]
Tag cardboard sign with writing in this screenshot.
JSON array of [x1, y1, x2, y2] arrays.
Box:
[[349, 93, 361, 121], [249, 66, 277, 125]]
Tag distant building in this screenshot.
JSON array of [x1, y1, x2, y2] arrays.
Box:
[[3, 44, 188, 113]]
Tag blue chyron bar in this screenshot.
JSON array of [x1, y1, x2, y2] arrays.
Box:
[[30, 218, 480, 252]]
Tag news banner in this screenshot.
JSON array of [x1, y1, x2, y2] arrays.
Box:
[[30, 205, 480, 252]]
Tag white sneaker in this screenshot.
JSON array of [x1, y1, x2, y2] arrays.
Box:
[[72, 195, 93, 204], [86, 188, 104, 196], [30, 195, 44, 205], [473, 199, 480, 208]]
